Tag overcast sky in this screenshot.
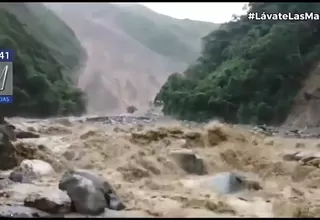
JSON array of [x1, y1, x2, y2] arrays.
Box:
[[140, 3, 247, 23]]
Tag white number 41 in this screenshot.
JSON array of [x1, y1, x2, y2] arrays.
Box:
[[0, 52, 9, 60]]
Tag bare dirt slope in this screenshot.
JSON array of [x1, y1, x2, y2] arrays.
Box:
[[46, 3, 218, 114], [3, 117, 320, 217], [285, 61, 320, 128]]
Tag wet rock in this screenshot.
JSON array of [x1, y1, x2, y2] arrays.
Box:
[[20, 159, 55, 177], [0, 144, 18, 170], [9, 168, 33, 183], [59, 170, 125, 215], [169, 149, 207, 175], [15, 130, 40, 139], [0, 124, 16, 142], [204, 172, 262, 194], [127, 105, 137, 114], [204, 172, 245, 194], [9, 159, 54, 183], [24, 189, 71, 214], [0, 176, 14, 189], [282, 151, 320, 166], [0, 205, 49, 217], [0, 125, 18, 170]]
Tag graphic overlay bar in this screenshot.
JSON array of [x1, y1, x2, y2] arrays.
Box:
[[0, 49, 13, 104]]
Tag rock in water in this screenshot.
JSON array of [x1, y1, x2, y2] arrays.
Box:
[[73, 171, 125, 211], [169, 149, 207, 175], [9, 159, 54, 183], [0, 124, 17, 142], [0, 125, 18, 170], [58, 170, 125, 215], [20, 159, 55, 176], [15, 130, 40, 139], [205, 172, 245, 194], [24, 189, 71, 214], [126, 105, 137, 114], [9, 168, 33, 183]]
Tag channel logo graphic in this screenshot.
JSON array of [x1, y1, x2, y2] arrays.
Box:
[[0, 49, 13, 104]]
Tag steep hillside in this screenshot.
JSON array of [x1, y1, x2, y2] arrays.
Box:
[[0, 3, 86, 117], [284, 61, 320, 128], [155, 3, 320, 125], [0, 3, 86, 80], [46, 3, 219, 113]]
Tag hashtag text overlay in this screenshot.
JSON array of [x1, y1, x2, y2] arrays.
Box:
[[248, 12, 320, 21]]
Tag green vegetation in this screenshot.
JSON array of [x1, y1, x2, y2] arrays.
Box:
[[0, 3, 86, 78], [46, 3, 219, 64], [0, 3, 86, 117], [155, 3, 320, 125]]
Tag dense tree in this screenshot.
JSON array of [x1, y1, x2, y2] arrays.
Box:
[[0, 6, 86, 117], [155, 3, 320, 125]]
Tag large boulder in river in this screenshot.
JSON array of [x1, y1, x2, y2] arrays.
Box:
[[9, 159, 55, 183], [126, 105, 137, 114], [0, 124, 18, 170], [58, 170, 125, 215], [20, 159, 55, 176]]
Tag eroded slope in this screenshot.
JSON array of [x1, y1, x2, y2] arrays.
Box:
[[47, 3, 218, 113]]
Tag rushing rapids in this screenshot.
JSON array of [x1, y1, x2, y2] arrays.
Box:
[[0, 113, 320, 217]]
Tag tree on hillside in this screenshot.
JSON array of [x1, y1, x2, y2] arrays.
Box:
[[155, 2, 320, 125]]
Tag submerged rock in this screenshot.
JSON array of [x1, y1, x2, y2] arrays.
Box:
[[24, 189, 71, 214]]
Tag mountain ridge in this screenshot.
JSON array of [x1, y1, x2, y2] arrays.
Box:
[[46, 3, 219, 113]]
